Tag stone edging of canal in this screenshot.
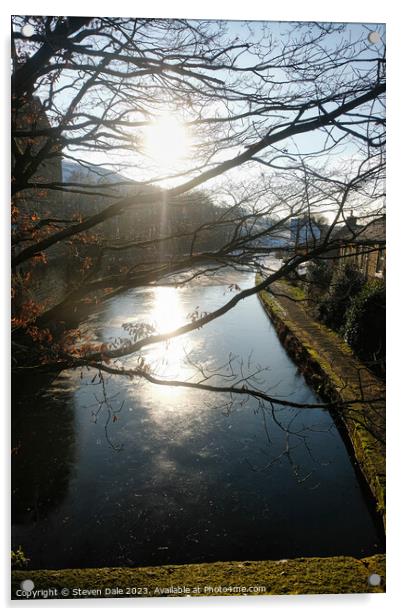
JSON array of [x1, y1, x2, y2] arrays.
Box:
[[256, 276, 386, 530], [12, 554, 385, 597]]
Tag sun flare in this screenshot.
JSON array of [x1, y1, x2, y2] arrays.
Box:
[[144, 114, 189, 172]]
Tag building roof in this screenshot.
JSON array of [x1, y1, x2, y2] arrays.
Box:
[[332, 215, 385, 244]]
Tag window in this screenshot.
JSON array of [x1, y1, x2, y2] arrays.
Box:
[[375, 248, 385, 274], [354, 246, 360, 265]]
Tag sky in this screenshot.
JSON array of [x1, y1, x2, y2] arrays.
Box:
[[13, 17, 385, 202]]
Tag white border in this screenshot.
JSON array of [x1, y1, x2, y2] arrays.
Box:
[[2, 1, 401, 614]]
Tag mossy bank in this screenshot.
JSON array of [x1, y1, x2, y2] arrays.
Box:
[[12, 554, 385, 599]]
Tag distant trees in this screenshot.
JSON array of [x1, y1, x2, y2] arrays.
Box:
[[11, 16, 385, 402]]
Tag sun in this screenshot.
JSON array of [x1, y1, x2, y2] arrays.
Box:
[[144, 113, 189, 173]]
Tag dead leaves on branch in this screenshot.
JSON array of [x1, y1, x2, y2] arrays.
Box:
[[187, 306, 209, 324], [121, 321, 156, 340]]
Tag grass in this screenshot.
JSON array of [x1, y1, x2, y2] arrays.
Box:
[[11, 554, 385, 599]]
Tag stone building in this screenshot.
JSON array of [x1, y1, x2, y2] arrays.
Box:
[[336, 216, 386, 281]]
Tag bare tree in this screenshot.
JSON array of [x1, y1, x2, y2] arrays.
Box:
[[11, 16, 385, 413]]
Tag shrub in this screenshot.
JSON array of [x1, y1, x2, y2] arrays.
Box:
[[305, 259, 333, 292], [317, 263, 365, 331], [343, 280, 385, 377]]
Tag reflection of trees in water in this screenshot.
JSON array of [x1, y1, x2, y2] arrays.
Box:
[[86, 371, 125, 452], [12, 376, 76, 524]]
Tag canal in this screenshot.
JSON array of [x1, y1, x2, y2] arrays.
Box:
[[12, 266, 384, 569]]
